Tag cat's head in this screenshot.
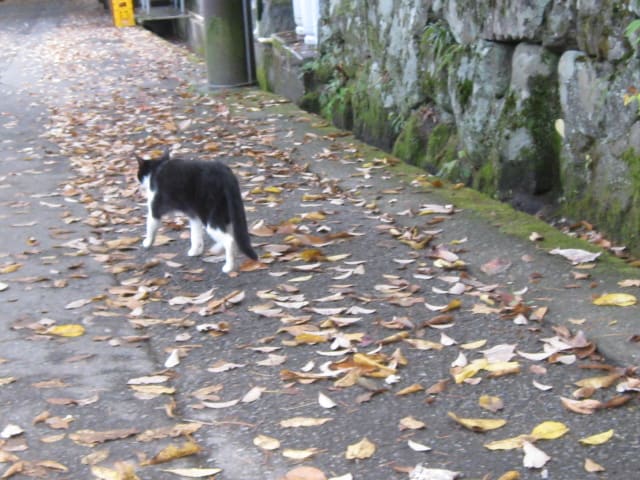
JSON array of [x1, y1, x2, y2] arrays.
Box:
[[135, 149, 170, 183]]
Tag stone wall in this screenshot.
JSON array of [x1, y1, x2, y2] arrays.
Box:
[[256, 0, 640, 251]]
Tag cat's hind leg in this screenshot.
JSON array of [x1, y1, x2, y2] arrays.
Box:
[[188, 217, 205, 256], [206, 226, 236, 273]]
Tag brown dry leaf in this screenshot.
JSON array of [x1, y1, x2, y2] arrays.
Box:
[[560, 397, 601, 414], [584, 458, 605, 472], [398, 416, 426, 431], [282, 466, 327, 480], [136, 423, 202, 442], [141, 440, 201, 466], [36, 461, 68, 473], [279, 417, 333, 428], [69, 428, 139, 447], [447, 412, 506, 432], [80, 448, 110, 465], [478, 395, 504, 413], [345, 437, 376, 460]]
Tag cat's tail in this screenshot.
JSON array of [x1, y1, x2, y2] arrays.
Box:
[[225, 177, 258, 261]]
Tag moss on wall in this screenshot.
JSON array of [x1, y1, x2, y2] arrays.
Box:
[[392, 115, 427, 166]]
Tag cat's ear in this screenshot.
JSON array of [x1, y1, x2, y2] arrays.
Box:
[[135, 155, 145, 169], [160, 148, 171, 161]]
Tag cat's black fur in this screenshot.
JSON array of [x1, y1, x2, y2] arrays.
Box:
[[137, 150, 257, 272]]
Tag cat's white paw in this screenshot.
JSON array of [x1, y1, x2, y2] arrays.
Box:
[[188, 245, 204, 256], [222, 262, 234, 274], [142, 238, 153, 248]]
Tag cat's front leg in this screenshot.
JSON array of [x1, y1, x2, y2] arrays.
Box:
[[188, 217, 204, 256], [142, 215, 160, 248]]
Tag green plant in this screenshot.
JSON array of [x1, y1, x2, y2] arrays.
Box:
[[625, 19, 640, 48], [422, 22, 464, 74]]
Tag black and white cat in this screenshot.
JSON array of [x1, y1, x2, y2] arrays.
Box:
[[136, 150, 258, 273]]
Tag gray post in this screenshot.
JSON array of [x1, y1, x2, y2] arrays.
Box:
[[203, 0, 255, 88]]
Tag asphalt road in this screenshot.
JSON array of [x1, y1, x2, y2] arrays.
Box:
[[1, 1, 639, 480]]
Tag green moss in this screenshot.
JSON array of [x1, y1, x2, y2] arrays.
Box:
[[474, 159, 498, 196], [425, 124, 456, 167], [392, 115, 426, 166], [299, 91, 320, 113], [456, 79, 474, 109]]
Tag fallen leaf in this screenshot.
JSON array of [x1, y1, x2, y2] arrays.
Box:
[[560, 397, 601, 414], [141, 440, 201, 465], [318, 392, 337, 409], [399, 416, 426, 431], [282, 448, 320, 460], [447, 412, 506, 432], [478, 395, 504, 413], [408, 439, 431, 452], [69, 428, 138, 446], [160, 468, 223, 478], [579, 429, 614, 446], [345, 437, 376, 460], [549, 248, 600, 264], [584, 458, 605, 472], [522, 441, 550, 469], [282, 466, 327, 480], [592, 293, 636, 307], [46, 324, 85, 337], [530, 421, 569, 440], [253, 434, 280, 451], [409, 464, 460, 480], [280, 417, 333, 428]]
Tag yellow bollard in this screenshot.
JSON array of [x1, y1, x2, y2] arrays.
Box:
[[111, 0, 135, 27]]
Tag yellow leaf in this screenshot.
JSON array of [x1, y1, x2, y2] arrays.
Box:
[[575, 374, 621, 390], [396, 383, 424, 396], [460, 339, 487, 350], [484, 435, 529, 451], [530, 421, 569, 440], [497, 472, 521, 480], [579, 429, 614, 446], [345, 437, 376, 460], [263, 186, 283, 194], [142, 441, 201, 465], [452, 358, 487, 383], [592, 293, 637, 306], [448, 412, 506, 432], [295, 333, 329, 344], [0, 263, 22, 274], [46, 324, 85, 337]]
